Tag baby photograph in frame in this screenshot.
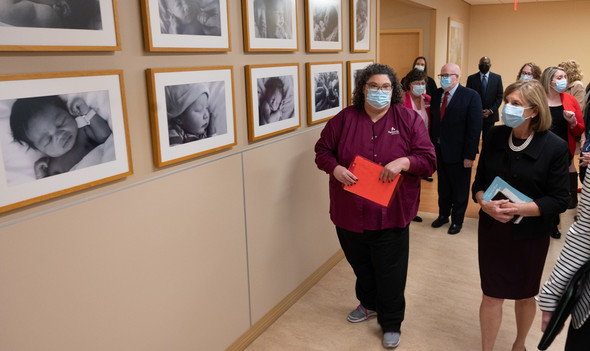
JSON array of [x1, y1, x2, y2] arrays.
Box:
[[0, 70, 132, 213], [245, 63, 300, 141], [147, 66, 237, 167]]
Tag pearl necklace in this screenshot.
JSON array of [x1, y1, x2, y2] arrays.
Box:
[[508, 130, 534, 152]]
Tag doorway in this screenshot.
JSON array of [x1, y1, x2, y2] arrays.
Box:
[[378, 29, 422, 77]]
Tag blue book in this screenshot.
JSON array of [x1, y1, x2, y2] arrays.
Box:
[[482, 176, 532, 224]]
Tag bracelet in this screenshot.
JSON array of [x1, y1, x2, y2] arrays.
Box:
[[75, 110, 97, 128]]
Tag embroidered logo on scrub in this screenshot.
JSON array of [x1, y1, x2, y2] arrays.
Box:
[[388, 127, 400, 135]]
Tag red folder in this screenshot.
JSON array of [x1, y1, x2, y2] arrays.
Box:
[[344, 155, 403, 207]]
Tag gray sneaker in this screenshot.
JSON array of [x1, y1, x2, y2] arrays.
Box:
[[347, 304, 377, 323], [382, 332, 400, 349]]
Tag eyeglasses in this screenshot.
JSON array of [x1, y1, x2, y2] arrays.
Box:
[[366, 83, 393, 91], [437, 74, 458, 79]]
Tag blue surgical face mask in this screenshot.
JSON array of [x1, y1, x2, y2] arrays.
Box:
[[412, 84, 426, 96], [366, 89, 391, 109], [440, 76, 452, 89], [553, 78, 568, 93], [520, 74, 533, 80], [502, 103, 533, 128], [414, 65, 425, 72]]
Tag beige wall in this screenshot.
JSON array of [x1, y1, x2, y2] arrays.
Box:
[[381, 0, 590, 87], [4, 1, 588, 349], [468, 1, 590, 88], [380, 0, 472, 83], [0, 1, 375, 350], [379, 0, 435, 76]]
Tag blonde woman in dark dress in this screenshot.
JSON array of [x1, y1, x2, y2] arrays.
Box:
[[472, 80, 570, 351]]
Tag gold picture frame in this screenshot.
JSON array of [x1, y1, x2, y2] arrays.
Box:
[[350, 0, 370, 53], [347, 60, 373, 105], [245, 63, 301, 141], [0, 70, 133, 213], [140, 0, 231, 52], [304, 0, 343, 52], [241, 0, 299, 52], [0, 0, 121, 51], [306, 61, 343, 125], [146, 66, 237, 167]]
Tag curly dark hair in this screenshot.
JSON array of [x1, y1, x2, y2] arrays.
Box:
[[351, 63, 403, 110], [401, 69, 427, 91], [10, 95, 68, 149], [263, 77, 285, 99]]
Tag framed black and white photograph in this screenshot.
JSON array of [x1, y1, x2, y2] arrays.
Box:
[[0, 70, 132, 213], [347, 60, 373, 105], [305, 0, 342, 52], [140, 0, 230, 52], [146, 66, 237, 167], [245, 63, 300, 141], [0, 0, 120, 51], [242, 0, 298, 52], [351, 0, 369, 52], [307, 61, 343, 125]]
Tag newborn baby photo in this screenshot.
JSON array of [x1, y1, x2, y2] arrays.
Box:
[[0, 90, 115, 186]]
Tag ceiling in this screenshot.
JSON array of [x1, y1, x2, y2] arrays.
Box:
[[463, 0, 569, 4]]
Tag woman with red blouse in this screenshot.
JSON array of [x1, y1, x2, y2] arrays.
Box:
[[541, 66, 585, 238]]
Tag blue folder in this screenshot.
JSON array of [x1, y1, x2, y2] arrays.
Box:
[[482, 176, 532, 224]]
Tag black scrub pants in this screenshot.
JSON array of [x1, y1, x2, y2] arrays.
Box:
[[435, 147, 473, 225], [336, 225, 409, 333]]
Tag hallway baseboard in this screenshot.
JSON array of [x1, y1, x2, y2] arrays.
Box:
[[226, 250, 345, 351]]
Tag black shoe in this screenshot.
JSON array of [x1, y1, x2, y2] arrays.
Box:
[[568, 196, 578, 209], [423, 176, 433, 182], [550, 228, 561, 239], [448, 223, 462, 235], [412, 216, 423, 222], [568, 172, 578, 209], [431, 216, 449, 228]]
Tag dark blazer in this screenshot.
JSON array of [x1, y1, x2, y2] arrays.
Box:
[[472, 125, 570, 239], [425, 76, 438, 97], [430, 84, 483, 163], [466, 72, 503, 123]]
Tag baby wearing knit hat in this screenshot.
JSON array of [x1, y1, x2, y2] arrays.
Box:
[[165, 83, 213, 145]]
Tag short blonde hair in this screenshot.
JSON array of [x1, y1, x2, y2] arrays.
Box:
[[503, 80, 552, 132], [541, 66, 565, 94], [558, 59, 583, 83]]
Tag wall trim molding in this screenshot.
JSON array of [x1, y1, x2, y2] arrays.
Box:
[[0, 125, 325, 229], [226, 249, 345, 351]]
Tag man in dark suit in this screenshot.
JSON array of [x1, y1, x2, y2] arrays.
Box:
[[430, 63, 483, 234], [466, 56, 503, 145]]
